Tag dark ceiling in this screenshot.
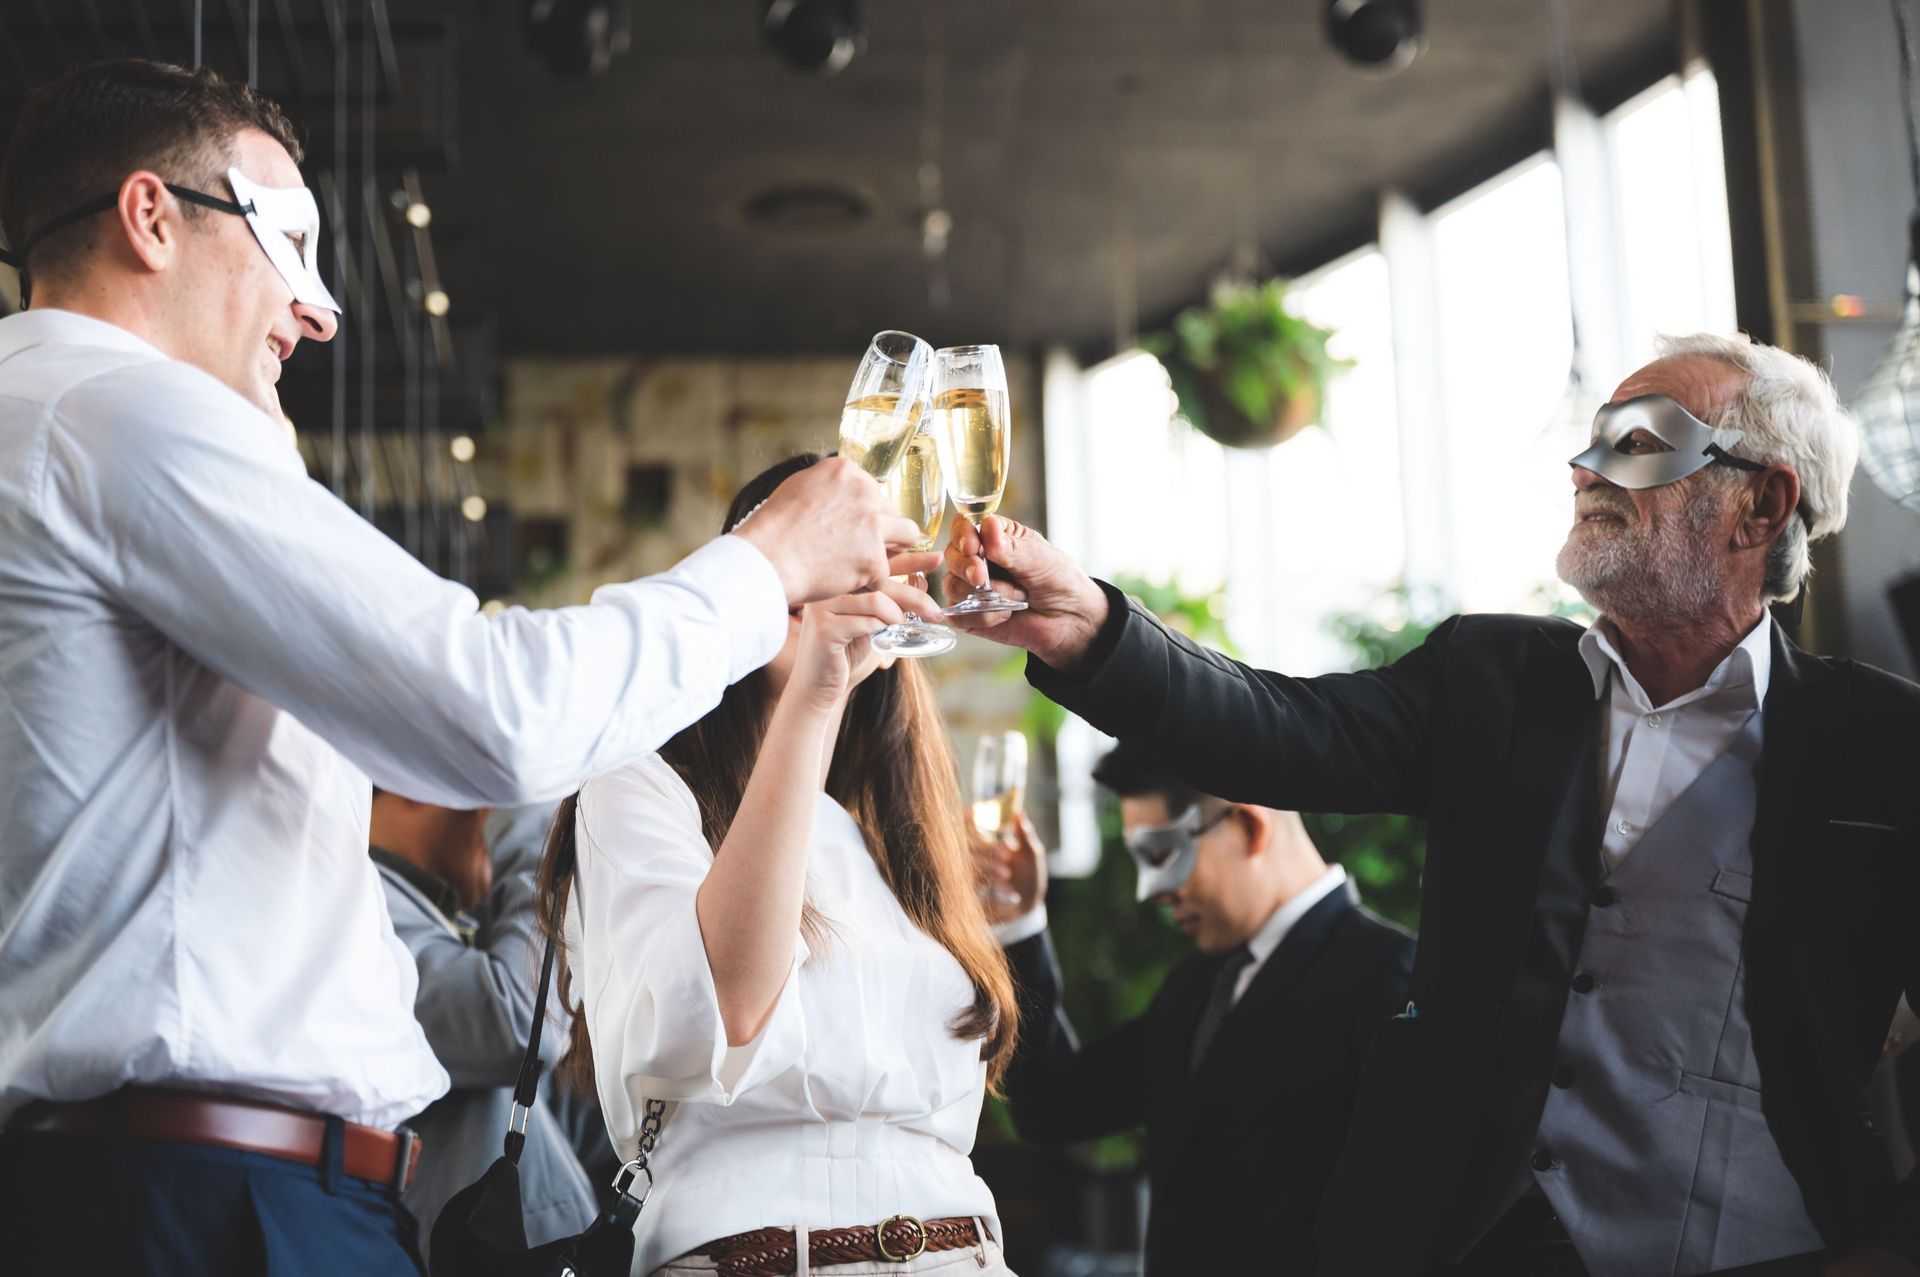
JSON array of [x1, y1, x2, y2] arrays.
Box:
[[0, 1, 1681, 359], [400, 0, 1679, 359]]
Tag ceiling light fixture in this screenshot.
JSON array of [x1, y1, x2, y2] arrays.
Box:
[[761, 0, 864, 76], [1326, 0, 1425, 75]]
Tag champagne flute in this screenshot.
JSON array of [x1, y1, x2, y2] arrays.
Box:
[[870, 421, 958, 657], [972, 730, 1029, 908], [838, 331, 932, 480], [933, 345, 1028, 616]]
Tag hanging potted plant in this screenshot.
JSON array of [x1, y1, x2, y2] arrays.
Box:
[[1142, 278, 1351, 449]]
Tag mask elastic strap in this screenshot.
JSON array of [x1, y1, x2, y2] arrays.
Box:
[[1704, 443, 1767, 474], [0, 184, 250, 309]]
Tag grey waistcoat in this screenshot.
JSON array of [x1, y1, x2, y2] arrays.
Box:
[[1531, 711, 1825, 1275]]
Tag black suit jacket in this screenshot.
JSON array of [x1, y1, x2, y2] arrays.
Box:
[[1002, 879, 1414, 1275], [1031, 590, 1920, 1274]]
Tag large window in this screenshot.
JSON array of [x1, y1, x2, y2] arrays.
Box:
[[1044, 68, 1739, 868]]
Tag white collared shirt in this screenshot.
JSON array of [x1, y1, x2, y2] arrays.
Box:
[[1578, 614, 1774, 873], [0, 309, 787, 1129], [992, 864, 1349, 1007], [570, 755, 1000, 1274], [1232, 864, 1348, 1004]]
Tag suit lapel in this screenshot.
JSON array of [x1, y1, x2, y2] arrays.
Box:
[[1747, 629, 1842, 965], [1477, 625, 1604, 985], [1210, 879, 1359, 1052], [1156, 882, 1359, 1177]]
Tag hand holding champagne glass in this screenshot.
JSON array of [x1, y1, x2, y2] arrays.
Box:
[[934, 345, 1027, 616], [972, 730, 1029, 908]]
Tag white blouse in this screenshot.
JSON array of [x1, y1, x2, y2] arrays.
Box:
[[570, 754, 1001, 1275]]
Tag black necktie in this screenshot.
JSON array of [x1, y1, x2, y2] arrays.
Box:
[[1188, 945, 1256, 1074]]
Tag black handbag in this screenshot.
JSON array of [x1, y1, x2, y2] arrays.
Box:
[[428, 864, 666, 1276]]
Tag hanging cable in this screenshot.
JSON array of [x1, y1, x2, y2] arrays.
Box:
[[1892, 0, 1920, 213], [193, 0, 204, 69], [247, 0, 259, 88]]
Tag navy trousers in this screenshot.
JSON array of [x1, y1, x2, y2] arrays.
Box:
[[0, 1112, 428, 1277]]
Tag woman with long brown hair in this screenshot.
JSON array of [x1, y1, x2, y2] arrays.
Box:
[[540, 454, 1021, 1277]]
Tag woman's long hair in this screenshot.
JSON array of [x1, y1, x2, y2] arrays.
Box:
[[539, 453, 1019, 1091]]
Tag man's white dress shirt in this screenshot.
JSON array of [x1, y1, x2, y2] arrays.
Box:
[[1230, 864, 1348, 1004], [570, 755, 1001, 1275], [1579, 614, 1773, 873], [0, 310, 787, 1129]]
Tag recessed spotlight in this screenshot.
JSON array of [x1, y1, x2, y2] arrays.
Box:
[[761, 0, 864, 76], [1327, 0, 1424, 75]]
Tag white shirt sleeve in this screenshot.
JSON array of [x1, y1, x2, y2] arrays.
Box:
[[571, 758, 808, 1117], [36, 360, 787, 806]]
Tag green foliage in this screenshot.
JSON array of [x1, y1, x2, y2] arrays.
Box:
[[1305, 586, 1455, 933], [1141, 278, 1352, 444]]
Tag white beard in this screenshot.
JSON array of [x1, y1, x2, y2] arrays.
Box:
[[1555, 484, 1729, 623]]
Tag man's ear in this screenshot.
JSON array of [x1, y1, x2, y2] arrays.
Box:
[[1737, 465, 1801, 553], [1234, 805, 1273, 860], [116, 171, 179, 274]]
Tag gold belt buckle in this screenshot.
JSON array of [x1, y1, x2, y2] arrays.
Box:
[[876, 1214, 928, 1262]]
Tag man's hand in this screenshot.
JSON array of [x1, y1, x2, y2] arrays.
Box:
[[970, 811, 1049, 924], [942, 515, 1110, 673], [732, 457, 923, 606]]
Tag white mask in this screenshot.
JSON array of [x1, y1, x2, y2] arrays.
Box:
[[223, 167, 340, 314]]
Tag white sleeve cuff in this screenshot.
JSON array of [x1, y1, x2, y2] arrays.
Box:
[[679, 535, 789, 684], [992, 905, 1049, 946]]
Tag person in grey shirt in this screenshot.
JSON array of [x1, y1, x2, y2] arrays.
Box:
[[370, 794, 605, 1261]]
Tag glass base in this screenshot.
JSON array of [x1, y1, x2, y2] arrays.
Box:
[[943, 588, 1029, 617], [870, 616, 958, 658]]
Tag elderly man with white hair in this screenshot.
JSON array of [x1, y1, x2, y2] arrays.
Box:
[[941, 333, 1920, 1277]]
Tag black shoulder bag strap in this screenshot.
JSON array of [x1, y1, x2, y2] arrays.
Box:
[[428, 858, 666, 1277]]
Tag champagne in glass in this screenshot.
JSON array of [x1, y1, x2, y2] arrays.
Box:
[[837, 331, 932, 481], [972, 730, 1029, 907], [890, 428, 947, 551], [935, 345, 1027, 616], [870, 422, 957, 658]]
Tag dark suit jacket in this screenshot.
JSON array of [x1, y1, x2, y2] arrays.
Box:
[[1030, 589, 1920, 1274], [1002, 879, 1414, 1275]]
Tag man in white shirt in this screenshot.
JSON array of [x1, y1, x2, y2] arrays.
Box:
[[0, 58, 934, 1276], [978, 742, 1413, 1275], [943, 332, 1920, 1276]]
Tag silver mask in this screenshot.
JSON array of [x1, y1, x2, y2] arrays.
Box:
[[1568, 394, 1765, 489], [1124, 804, 1229, 902]]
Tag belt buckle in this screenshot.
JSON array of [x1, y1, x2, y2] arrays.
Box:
[[876, 1214, 928, 1262], [391, 1125, 419, 1190]]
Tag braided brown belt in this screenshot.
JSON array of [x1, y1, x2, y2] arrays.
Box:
[[703, 1215, 980, 1276]]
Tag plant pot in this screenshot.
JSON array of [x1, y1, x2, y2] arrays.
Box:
[[1190, 373, 1321, 449]]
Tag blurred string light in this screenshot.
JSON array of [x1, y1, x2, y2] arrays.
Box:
[[461, 495, 488, 522], [404, 201, 432, 229], [423, 289, 451, 317], [1850, 0, 1920, 513], [450, 435, 477, 463]]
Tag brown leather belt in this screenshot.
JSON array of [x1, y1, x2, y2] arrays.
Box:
[[704, 1215, 979, 1276], [5, 1087, 422, 1191]]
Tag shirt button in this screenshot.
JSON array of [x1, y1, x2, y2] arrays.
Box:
[[1646, 713, 1662, 727], [1571, 973, 1597, 994], [1591, 886, 1618, 908], [1531, 1149, 1557, 1172], [1553, 1066, 1576, 1088], [1615, 819, 1634, 836]]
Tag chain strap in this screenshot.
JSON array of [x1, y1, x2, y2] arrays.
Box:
[[613, 1098, 667, 1206]]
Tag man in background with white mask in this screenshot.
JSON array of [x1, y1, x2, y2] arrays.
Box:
[[975, 741, 1412, 1275], [0, 59, 935, 1275]]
